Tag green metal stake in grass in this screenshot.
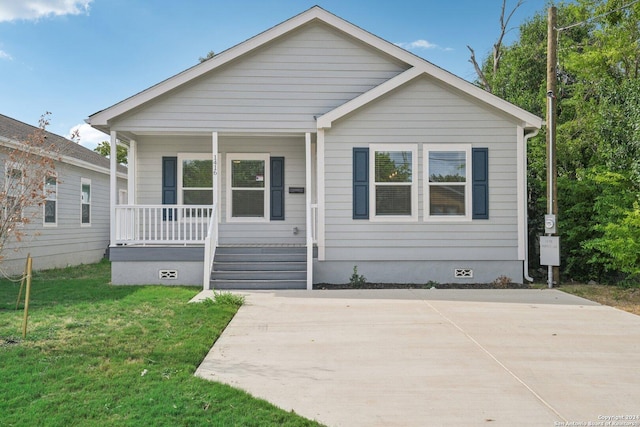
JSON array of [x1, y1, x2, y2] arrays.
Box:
[[21, 255, 33, 339]]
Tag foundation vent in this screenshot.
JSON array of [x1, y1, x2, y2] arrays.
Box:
[[159, 270, 178, 280], [454, 269, 473, 279]]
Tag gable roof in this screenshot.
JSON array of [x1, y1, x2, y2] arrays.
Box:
[[0, 113, 127, 176], [87, 6, 542, 131], [316, 64, 542, 130]]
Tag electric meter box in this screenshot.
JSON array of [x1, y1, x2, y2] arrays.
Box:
[[544, 214, 557, 234], [540, 236, 560, 266]]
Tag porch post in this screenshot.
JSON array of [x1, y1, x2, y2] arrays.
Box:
[[212, 131, 219, 243], [110, 131, 117, 245], [317, 128, 325, 260], [305, 132, 313, 290], [127, 139, 136, 204]]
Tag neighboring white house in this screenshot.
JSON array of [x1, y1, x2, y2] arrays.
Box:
[[0, 113, 128, 275], [87, 6, 542, 289]]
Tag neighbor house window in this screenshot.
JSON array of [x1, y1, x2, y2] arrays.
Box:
[[369, 144, 417, 220], [4, 164, 23, 224], [425, 145, 471, 220], [226, 154, 269, 222], [44, 174, 57, 225], [81, 178, 91, 225]]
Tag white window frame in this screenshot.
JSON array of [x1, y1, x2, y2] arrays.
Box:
[[369, 144, 418, 222], [81, 178, 91, 226], [177, 153, 214, 206], [4, 162, 24, 227], [424, 144, 472, 222], [43, 173, 58, 227], [226, 153, 270, 223]]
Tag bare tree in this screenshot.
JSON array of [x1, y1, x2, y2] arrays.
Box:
[[467, 0, 525, 92], [0, 113, 60, 265]]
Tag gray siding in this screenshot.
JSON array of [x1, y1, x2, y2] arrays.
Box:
[[1, 149, 127, 274], [135, 135, 211, 205], [135, 135, 307, 244], [323, 75, 521, 262], [113, 22, 409, 133]]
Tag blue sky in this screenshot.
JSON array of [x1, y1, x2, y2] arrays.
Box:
[[0, 0, 550, 149]]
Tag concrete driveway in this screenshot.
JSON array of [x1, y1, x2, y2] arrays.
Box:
[[194, 289, 640, 426]]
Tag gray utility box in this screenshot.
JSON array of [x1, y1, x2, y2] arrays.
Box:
[[540, 236, 560, 266]]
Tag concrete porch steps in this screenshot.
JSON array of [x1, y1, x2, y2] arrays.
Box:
[[210, 246, 307, 290]]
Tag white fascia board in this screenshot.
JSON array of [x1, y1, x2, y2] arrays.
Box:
[[317, 67, 423, 129], [318, 64, 543, 130], [88, 5, 542, 132], [423, 64, 543, 129], [315, 10, 540, 129], [1, 136, 126, 179], [89, 7, 360, 127], [60, 154, 128, 179]]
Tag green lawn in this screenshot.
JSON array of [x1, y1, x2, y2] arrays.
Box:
[[0, 260, 322, 426]]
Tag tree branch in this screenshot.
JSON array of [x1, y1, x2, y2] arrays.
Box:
[[468, 0, 525, 92], [494, 0, 524, 74], [467, 45, 492, 92]]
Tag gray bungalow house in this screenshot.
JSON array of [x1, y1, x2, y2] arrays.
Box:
[[0, 114, 127, 275], [87, 6, 542, 289]]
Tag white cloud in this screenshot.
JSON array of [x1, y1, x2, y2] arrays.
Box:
[[68, 123, 108, 151], [0, 49, 11, 60], [0, 0, 92, 22], [401, 39, 438, 49], [395, 39, 453, 52]]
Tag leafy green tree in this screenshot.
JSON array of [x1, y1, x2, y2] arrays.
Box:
[[585, 203, 640, 279], [473, 0, 640, 283], [559, 167, 637, 281], [94, 141, 128, 165]]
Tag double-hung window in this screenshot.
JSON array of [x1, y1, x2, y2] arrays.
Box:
[[178, 154, 213, 206], [4, 164, 23, 224], [44, 175, 57, 225], [81, 178, 91, 225], [370, 144, 417, 221], [226, 154, 269, 222], [424, 145, 472, 220]]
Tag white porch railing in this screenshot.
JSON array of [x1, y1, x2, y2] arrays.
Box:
[[114, 205, 214, 245]]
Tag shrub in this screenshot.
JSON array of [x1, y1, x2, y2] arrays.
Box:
[[349, 266, 366, 287], [492, 275, 512, 288]]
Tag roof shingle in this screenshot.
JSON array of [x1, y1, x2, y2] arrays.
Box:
[[0, 113, 127, 174]]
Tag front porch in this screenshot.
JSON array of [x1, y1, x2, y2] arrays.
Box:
[[107, 132, 317, 289]]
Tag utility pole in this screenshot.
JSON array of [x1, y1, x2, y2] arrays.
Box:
[[545, 6, 560, 288]]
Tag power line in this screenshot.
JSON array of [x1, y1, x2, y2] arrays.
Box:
[[556, 0, 640, 32]]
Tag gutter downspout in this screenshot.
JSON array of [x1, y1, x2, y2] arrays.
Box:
[[523, 128, 540, 282]]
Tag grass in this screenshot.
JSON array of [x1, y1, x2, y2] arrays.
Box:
[[559, 283, 640, 315], [0, 260, 322, 426]]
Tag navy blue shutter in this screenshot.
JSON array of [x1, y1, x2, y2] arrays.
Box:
[[353, 148, 369, 219], [472, 148, 489, 219], [162, 156, 177, 221], [270, 157, 285, 220]]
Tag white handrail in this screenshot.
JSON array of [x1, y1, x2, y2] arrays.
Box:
[[202, 205, 218, 289]]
